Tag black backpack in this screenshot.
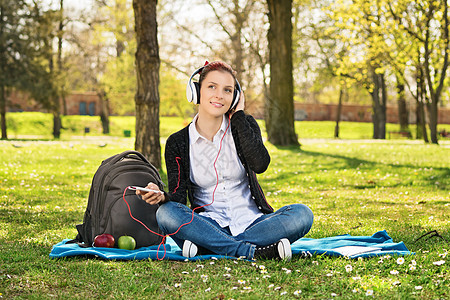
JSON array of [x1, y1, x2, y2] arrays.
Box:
[[74, 150, 164, 248]]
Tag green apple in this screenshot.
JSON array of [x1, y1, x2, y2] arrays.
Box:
[[118, 235, 136, 250]]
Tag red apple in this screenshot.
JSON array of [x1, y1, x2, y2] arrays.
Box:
[[93, 233, 115, 248]]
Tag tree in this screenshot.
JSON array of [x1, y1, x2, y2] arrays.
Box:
[[293, 0, 355, 138], [95, 0, 136, 130], [395, 75, 410, 134], [0, 0, 65, 139], [328, 0, 392, 139], [159, 65, 193, 120], [0, 0, 33, 139], [64, 0, 136, 128], [378, 1, 429, 140], [159, 0, 269, 114], [133, 0, 161, 168], [266, 0, 298, 146], [26, 1, 64, 139], [389, 0, 449, 144]]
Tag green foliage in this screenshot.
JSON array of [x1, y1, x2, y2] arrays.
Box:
[[325, 0, 388, 91], [81, 0, 195, 117], [102, 54, 196, 117], [0, 131, 448, 298], [102, 42, 137, 115], [94, 0, 137, 115], [313, 80, 372, 105], [159, 66, 196, 120], [0, 0, 61, 114], [293, 0, 372, 106], [22, 2, 64, 113], [0, 0, 31, 90]]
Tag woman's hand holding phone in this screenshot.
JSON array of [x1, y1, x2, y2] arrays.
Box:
[[135, 182, 165, 205]]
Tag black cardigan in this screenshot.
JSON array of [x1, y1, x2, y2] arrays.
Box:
[[164, 110, 274, 214]]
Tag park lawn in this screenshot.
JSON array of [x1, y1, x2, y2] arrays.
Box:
[[0, 118, 448, 299], [5, 112, 450, 140], [4, 113, 189, 139]]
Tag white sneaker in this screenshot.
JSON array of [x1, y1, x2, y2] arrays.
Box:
[[182, 240, 198, 258], [254, 238, 292, 261], [277, 238, 292, 260]]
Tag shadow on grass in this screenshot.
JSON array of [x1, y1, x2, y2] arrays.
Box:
[[269, 145, 449, 190], [3, 138, 55, 142]]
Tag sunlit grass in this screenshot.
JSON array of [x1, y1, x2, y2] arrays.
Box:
[[6, 111, 450, 140], [0, 117, 448, 299]]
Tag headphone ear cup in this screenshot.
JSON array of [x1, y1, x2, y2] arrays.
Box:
[[186, 80, 194, 103], [186, 66, 203, 104], [186, 79, 201, 104], [229, 79, 242, 111], [193, 82, 200, 104], [231, 89, 239, 111]]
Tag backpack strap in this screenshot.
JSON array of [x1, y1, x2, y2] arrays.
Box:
[[105, 150, 163, 185]]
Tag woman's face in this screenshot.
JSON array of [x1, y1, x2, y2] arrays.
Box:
[[198, 70, 234, 118]]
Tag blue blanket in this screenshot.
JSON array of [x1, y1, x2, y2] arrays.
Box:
[[49, 230, 412, 261]]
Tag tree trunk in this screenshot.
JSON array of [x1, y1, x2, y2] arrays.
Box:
[[415, 102, 423, 140], [396, 75, 409, 133], [371, 71, 381, 139], [422, 0, 448, 144], [133, 0, 161, 168], [371, 71, 386, 139], [372, 99, 380, 139], [58, 0, 67, 116], [266, 0, 298, 146], [52, 109, 61, 139], [416, 68, 429, 142], [417, 100, 429, 143], [98, 90, 110, 134], [62, 95, 67, 115], [0, 84, 6, 140], [427, 100, 438, 143], [380, 73, 387, 139], [334, 87, 343, 138], [0, 6, 7, 140], [227, 0, 243, 76]]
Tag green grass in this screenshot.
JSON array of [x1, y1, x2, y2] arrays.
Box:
[[4, 112, 190, 140], [0, 114, 449, 299], [5, 112, 450, 140]]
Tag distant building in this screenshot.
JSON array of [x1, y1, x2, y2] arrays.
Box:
[[8, 91, 101, 116], [248, 102, 450, 124], [7, 90, 450, 124], [64, 92, 100, 116]]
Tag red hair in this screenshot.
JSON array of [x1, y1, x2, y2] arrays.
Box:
[[198, 61, 237, 88]]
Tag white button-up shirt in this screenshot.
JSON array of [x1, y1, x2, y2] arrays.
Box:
[[188, 114, 263, 236]]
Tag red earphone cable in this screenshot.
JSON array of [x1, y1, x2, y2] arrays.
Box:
[[122, 114, 232, 260], [173, 157, 181, 193]]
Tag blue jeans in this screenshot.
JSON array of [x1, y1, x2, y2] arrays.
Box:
[[156, 201, 314, 259]]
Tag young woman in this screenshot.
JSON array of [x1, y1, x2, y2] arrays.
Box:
[[137, 61, 313, 260]]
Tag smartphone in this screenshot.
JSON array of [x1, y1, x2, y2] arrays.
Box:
[[129, 186, 163, 194]]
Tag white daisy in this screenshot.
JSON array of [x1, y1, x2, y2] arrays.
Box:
[[433, 260, 445, 266]]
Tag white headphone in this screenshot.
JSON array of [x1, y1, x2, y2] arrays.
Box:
[[186, 65, 241, 112]]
